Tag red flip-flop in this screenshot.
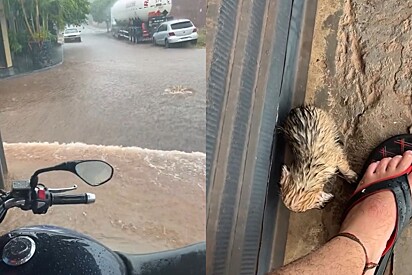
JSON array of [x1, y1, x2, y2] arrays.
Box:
[[342, 134, 412, 275]]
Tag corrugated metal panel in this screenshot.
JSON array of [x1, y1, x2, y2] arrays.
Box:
[[207, 0, 318, 274]]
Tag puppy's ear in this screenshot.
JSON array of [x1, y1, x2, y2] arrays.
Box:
[[313, 191, 334, 209], [280, 165, 290, 185], [275, 125, 284, 134]]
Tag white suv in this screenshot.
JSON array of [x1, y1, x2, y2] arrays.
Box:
[[152, 19, 198, 48]]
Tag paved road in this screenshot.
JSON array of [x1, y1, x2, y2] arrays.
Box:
[[0, 27, 206, 152]]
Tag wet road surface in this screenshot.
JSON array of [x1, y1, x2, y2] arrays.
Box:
[[0, 27, 206, 152]]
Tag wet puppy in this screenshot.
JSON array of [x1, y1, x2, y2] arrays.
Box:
[[279, 105, 357, 212]]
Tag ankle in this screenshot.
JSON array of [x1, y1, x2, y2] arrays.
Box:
[[339, 191, 396, 263]]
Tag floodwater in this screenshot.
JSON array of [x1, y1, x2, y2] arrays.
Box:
[[0, 27, 206, 153], [1, 142, 206, 253], [0, 27, 206, 254]]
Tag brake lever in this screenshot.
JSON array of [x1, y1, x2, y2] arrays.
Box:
[[3, 198, 26, 209], [48, 185, 78, 193], [0, 206, 6, 224]]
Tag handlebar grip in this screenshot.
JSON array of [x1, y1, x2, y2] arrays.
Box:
[[51, 193, 96, 205]]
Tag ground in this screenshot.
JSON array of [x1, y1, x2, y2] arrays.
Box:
[[0, 26, 205, 254], [285, 0, 412, 273]]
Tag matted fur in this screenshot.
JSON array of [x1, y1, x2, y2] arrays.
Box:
[[279, 105, 357, 212]]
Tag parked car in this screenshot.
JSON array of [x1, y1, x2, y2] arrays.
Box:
[[152, 19, 198, 48], [64, 28, 82, 43]]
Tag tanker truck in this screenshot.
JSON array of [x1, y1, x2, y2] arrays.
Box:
[[111, 0, 173, 43]]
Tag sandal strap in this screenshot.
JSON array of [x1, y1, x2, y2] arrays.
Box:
[[344, 174, 412, 256], [341, 169, 412, 275], [334, 232, 378, 274], [346, 168, 412, 213]]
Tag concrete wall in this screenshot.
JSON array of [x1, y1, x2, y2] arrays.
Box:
[[169, 0, 206, 28]]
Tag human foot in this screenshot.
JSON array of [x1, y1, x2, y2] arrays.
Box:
[[339, 151, 412, 273]]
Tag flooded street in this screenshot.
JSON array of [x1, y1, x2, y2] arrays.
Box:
[[0, 27, 206, 153], [0, 27, 205, 254], [2, 142, 205, 253]]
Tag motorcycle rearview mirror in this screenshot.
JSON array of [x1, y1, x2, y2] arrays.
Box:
[[30, 160, 114, 187], [74, 160, 113, 186]]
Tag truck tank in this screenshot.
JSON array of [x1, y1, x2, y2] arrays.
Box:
[[111, 0, 172, 24]]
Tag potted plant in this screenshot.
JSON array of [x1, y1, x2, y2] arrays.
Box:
[[16, 0, 88, 69], [15, 0, 50, 68]]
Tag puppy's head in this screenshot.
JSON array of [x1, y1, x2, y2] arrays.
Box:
[[279, 165, 330, 212]]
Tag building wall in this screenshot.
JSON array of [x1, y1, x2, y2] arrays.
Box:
[[169, 0, 206, 27]]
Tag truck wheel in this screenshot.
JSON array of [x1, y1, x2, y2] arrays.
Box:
[[165, 39, 170, 48]]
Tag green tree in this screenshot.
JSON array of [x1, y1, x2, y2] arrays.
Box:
[[61, 0, 90, 26], [14, 0, 90, 42], [90, 0, 116, 32]]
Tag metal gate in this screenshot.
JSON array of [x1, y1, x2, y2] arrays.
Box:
[[206, 1, 318, 274]]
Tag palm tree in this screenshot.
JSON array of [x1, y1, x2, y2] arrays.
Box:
[[4, 0, 89, 69], [17, 0, 59, 42], [15, 0, 88, 43]]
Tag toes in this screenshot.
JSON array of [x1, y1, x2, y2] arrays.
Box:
[[397, 150, 412, 170], [376, 157, 392, 173], [366, 161, 380, 175], [387, 155, 403, 171], [356, 151, 412, 193]]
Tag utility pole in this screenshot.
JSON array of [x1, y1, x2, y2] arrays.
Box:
[[0, 0, 13, 69]]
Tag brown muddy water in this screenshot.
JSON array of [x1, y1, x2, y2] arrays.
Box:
[[1, 142, 205, 254]]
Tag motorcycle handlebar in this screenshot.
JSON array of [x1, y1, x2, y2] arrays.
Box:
[[0, 180, 101, 221], [51, 193, 96, 205]]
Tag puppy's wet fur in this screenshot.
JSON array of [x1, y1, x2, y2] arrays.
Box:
[[279, 105, 357, 212]]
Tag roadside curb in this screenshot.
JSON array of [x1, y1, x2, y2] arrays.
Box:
[[0, 45, 65, 82]]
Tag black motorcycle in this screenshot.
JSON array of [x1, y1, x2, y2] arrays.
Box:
[[0, 160, 205, 275]]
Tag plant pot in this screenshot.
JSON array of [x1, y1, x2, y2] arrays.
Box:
[[28, 40, 52, 70]]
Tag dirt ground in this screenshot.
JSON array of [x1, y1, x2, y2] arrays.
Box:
[[285, 0, 412, 273], [0, 142, 205, 254]]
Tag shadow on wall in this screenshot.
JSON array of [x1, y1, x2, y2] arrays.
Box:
[[170, 0, 206, 27]]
